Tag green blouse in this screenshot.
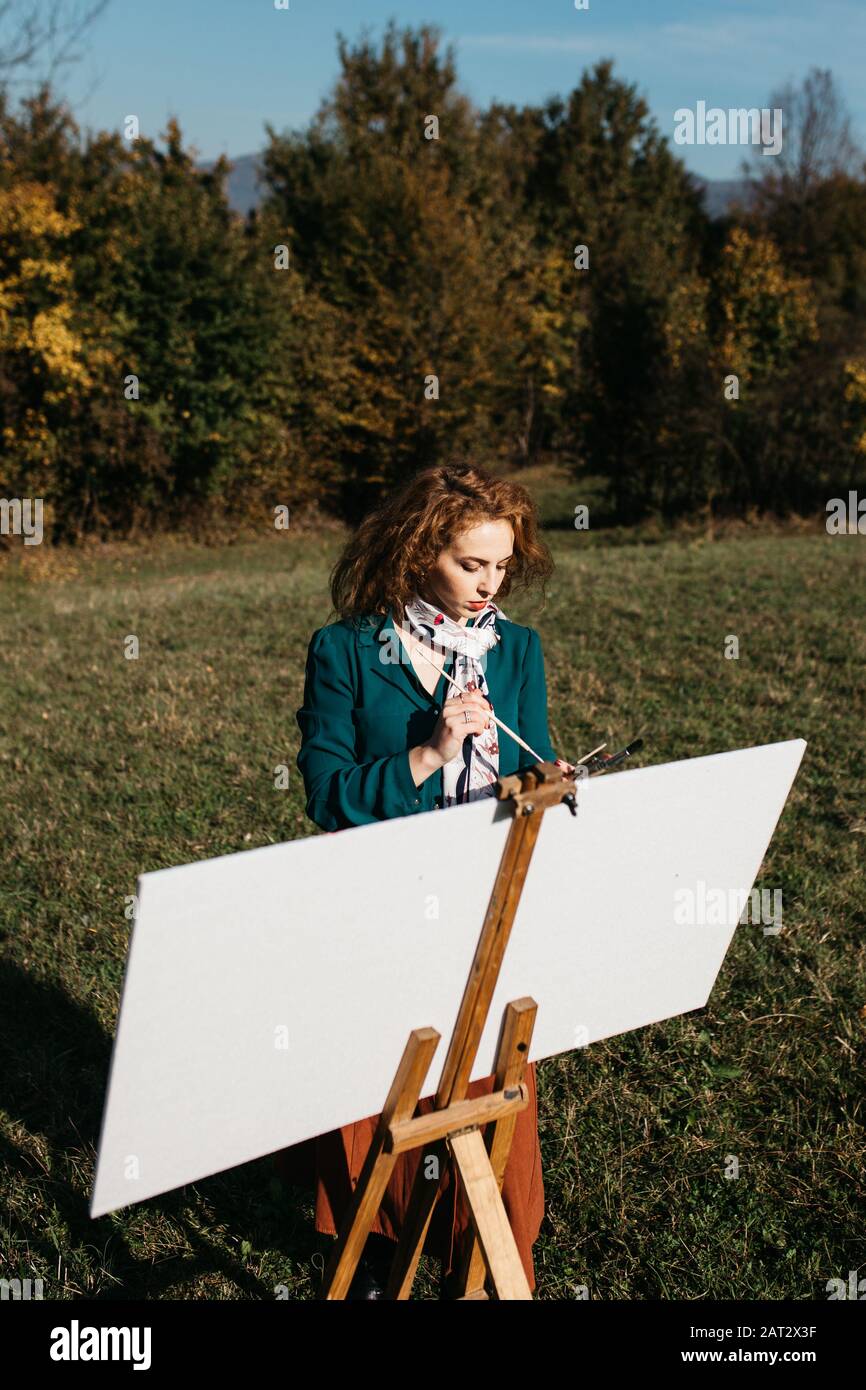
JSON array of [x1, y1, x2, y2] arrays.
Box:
[[296, 609, 558, 831]]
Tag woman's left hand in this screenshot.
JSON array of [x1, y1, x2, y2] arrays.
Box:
[[555, 757, 577, 778]]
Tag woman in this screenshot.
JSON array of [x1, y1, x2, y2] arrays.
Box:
[[275, 462, 575, 1298]]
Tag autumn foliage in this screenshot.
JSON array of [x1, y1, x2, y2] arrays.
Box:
[[1, 28, 865, 542]]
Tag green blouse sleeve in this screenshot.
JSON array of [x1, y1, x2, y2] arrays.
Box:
[[296, 626, 422, 831], [515, 628, 558, 771]]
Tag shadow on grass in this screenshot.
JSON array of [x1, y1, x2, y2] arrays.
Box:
[[0, 960, 333, 1299]]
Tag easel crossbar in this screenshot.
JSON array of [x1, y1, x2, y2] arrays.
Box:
[[385, 1083, 528, 1154]]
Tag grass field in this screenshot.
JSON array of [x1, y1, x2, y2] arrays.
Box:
[[1, 484, 864, 1300]]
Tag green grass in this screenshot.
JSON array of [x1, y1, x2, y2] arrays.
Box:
[[1, 499, 864, 1299]]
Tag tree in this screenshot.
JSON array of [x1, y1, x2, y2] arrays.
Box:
[[0, 176, 94, 499], [743, 68, 864, 220], [535, 60, 709, 517], [710, 226, 818, 384], [260, 20, 502, 515], [0, 83, 314, 539], [0, 0, 110, 88]]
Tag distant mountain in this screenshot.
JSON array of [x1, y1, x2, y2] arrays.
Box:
[[197, 152, 758, 222], [690, 175, 759, 219], [197, 152, 266, 219]]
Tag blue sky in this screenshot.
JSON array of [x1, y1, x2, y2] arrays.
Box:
[[34, 0, 866, 179]]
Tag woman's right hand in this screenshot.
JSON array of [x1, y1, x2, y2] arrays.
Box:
[[425, 686, 493, 766]]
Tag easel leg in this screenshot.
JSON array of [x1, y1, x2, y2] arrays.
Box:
[[386, 998, 538, 1301], [319, 1026, 439, 1300], [449, 1129, 532, 1300], [453, 998, 538, 1298], [382, 1135, 449, 1299]]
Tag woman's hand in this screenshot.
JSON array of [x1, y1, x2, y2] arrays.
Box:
[[425, 686, 492, 766], [555, 757, 577, 779]]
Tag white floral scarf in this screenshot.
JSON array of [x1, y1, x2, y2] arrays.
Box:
[[403, 594, 507, 806]]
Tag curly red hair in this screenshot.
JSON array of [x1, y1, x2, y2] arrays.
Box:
[[328, 463, 554, 627]]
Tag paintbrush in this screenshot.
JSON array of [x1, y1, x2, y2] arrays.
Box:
[[403, 631, 598, 772]]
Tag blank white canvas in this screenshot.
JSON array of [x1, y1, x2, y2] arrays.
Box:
[[90, 737, 805, 1218]]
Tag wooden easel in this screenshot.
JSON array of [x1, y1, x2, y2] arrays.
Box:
[[320, 761, 576, 1301]]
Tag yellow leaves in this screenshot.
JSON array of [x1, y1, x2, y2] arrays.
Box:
[[842, 358, 866, 456], [1, 253, 72, 313], [1, 298, 91, 388], [662, 273, 707, 369], [716, 226, 818, 381], [842, 358, 866, 403], [1, 402, 54, 465], [0, 179, 93, 392], [0, 181, 80, 240], [17, 255, 74, 291]]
